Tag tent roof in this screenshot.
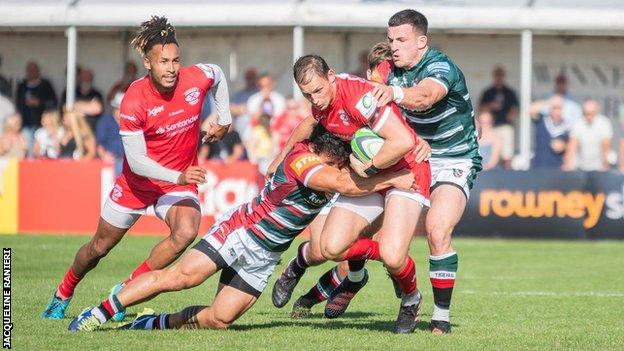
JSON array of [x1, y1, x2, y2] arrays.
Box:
[[2, 0, 624, 34]]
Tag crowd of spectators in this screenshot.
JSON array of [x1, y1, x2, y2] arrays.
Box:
[[1, 55, 623, 175], [477, 66, 623, 172]]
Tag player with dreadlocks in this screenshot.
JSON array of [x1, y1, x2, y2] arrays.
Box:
[[43, 15, 232, 321]]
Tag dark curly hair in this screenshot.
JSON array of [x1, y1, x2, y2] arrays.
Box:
[[308, 124, 351, 168], [131, 16, 178, 56]]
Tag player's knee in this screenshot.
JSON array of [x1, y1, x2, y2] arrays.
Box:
[[307, 242, 326, 265], [202, 314, 233, 330], [87, 239, 112, 259], [320, 242, 343, 261], [380, 248, 406, 272], [170, 226, 197, 252], [166, 271, 195, 291], [426, 229, 453, 256], [426, 220, 454, 240]]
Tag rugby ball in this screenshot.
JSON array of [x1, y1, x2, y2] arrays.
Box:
[[351, 128, 384, 162]]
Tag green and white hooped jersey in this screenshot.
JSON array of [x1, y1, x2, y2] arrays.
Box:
[[388, 47, 483, 174]]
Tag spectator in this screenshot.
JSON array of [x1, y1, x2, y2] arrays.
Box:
[[247, 73, 285, 129], [350, 50, 369, 78], [106, 61, 138, 105], [62, 68, 104, 134], [476, 112, 502, 170], [207, 127, 245, 163], [33, 108, 63, 159], [16, 60, 58, 150], [540, 74, 582, 123], [530, 96, 570, 169], [479, 65, 518, 169], [197, 143, 211, 168], [230, 67, 259, 139], [271, 96, 306, 152], [96, 92, 124, 174], [564, 100, 613, 171], [0, 94, 15, 134], [0, 54, 12, 98], [58, 110, 96, 160], [0, 113, 28, 159], [245, 113, 274, 175]]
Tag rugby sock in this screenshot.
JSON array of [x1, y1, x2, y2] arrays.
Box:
[[125, 260, 153, 283], [56, 267, 81, 300], [291, 241, 310, 277], [347, 259, 367, 283], [429, 252, 458, 322], [343, 238, 380, 261], [348, 259, 366, 272], [302, 266, 342, 303], [153, 314, 170, 330], [391, 256, 417, 296], [97, 294, 125, 322], [401, 290, 422, 307], [347, 268, 366, 283]]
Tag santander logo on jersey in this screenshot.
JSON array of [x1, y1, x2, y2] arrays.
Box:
[[155, 114, 200, 135]]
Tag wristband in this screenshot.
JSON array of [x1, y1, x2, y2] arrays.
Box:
[[391, 85, 404, 104], [364, 164, 380, 177]]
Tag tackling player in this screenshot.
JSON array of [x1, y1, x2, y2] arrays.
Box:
[[42, 16, 231, 320], [67, 125, 416, 332]]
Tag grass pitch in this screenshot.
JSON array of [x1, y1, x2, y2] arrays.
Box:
[[5, 234, 624, 350]]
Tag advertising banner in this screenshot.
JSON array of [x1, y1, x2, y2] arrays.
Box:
[[457, 170, 624, 239], [17, 160, 263, 235]]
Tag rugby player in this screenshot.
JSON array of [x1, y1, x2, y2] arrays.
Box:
[[272, 42, 402, 318], [369, 9, 483, 334], [269, 54, 431, 334], [67, 125, 417, 331], [43, 16, 231, 320]]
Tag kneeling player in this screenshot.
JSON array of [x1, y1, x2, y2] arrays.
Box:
[[68, 125, 416, 332]]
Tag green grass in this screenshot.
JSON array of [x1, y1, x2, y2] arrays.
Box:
[[5, 234, 624, 350]]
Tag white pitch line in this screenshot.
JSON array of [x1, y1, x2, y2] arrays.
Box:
[[461, 290, 624, 298]]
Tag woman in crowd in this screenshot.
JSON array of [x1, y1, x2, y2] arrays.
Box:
[[0, 113, 28, 158], [477, 111, 502, 170], [59, 109, 96, 160], [33, 108, 64, 159]]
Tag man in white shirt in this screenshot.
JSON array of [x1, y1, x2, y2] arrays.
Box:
[[245, 73, 285, 140], [564, 99, 613, 171]]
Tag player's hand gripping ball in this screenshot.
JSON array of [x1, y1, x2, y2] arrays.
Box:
[[350, 128, 384, 177]]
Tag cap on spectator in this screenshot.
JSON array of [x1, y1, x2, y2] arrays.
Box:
[[111, 92, 124, 109]]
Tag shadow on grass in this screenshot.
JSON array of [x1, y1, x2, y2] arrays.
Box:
[[232, 316, 457, 333]]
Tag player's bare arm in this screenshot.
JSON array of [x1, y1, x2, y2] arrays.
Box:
[[306, 163, 415, 196], [371, 79, 446, 112]]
